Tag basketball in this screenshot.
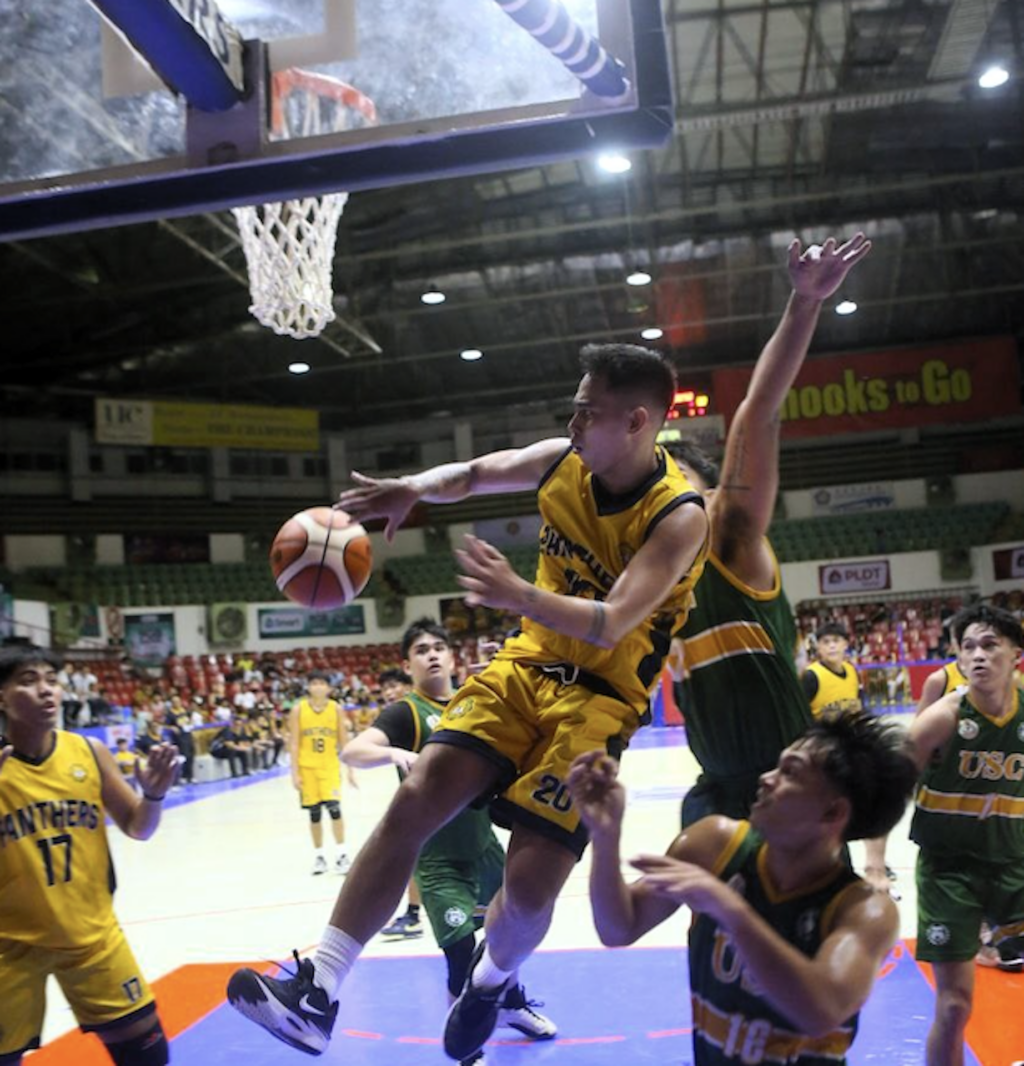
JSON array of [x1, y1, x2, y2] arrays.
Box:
[[269, 507, 372, 609]]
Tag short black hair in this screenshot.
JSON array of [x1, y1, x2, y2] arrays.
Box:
[[803, 710, 917, 841], [378, 667, 411, 687], [816, 622, 849, 642], [0, 644, 63, 687], [951, 603, 1024, 649], [579, 343, 676, 417], [667, 441, 720, 490], [401, 617, 450, 660], [307, 670, 329, 683]]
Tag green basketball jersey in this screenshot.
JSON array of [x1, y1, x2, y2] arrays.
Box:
[[680, 549, 812, 778], [398, 689, 497, 863], [911, 689, 1024, 861], [688, 822, 862, 1065]]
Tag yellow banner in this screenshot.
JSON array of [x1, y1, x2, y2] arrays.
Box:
[[95, 399, 318, 452]]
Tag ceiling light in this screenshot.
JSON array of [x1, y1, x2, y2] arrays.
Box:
[[288, 361, 311, 374], [460, 349, 483, 361], [626, 270, 652, 286], [421, 288, 446, 305], [598, 153, 631, 174], [835, 300, 858, 316], [641, 327, 664, 340], [978, 65, 1009, 89]]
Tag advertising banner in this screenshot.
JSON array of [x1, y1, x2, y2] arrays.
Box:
[[810, 482, 896, 515], [992, 546, 1024, 581], [257, 605, 365, 639], [713, 336, 1019, 439], [124, 612, 177, 664], [818, 560, 892, 595], [95, 398, 319, 451]]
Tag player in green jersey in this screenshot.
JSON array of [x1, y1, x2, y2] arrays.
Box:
[[670, 233, 871, 829], [909, 603, 1024, 1066], [341, 618, 556, 1066], [568, 708, 917, 1066]]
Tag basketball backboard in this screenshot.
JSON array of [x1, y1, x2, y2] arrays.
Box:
[[0, 0, 672, 241]]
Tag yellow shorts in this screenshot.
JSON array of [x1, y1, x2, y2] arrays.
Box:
[[298, 765, 341, 808], [0, 927, 155, 1057], [434, 659, 639, 856]]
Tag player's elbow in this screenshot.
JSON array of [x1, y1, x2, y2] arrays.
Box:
[[596, 925, 635, 948]]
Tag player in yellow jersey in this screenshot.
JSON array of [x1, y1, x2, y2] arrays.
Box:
[[229, 342, 710, 1058], [0, 645, 178, 1065], [289, 670, 356, 876], [801, 623, 864, 718]]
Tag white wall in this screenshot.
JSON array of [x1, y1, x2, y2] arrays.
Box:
[[9, 599, 51, 646], [96, 534, 125, 565], [4, 535, 66, 570], [210, 533, 245, 564]]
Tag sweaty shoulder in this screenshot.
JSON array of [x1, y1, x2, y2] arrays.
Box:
[[667, 814, 744, 870]]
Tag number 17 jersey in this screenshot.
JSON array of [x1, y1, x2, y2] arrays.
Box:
[[0, 731, 115, 950]]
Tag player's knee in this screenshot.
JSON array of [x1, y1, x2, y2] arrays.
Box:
[[935, 984, 973, 1031], [325, 801, 342, 820], [385, 777, 449, 836], [308, 804, 323, 823], [501, 870, 557, 923], [104, 1021, 169, 1066]]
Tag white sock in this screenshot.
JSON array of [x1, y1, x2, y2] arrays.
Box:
[[470, 944, 514, 990], [313, 926, 363, 1001], [314, 848, 326, 860]]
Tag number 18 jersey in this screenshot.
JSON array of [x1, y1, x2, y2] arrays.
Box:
[[0, 731, 115, 950]]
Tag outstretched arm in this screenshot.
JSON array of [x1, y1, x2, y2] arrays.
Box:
[[337, 437, 570, 541], [456, 500, 707, 649], [567, 752, 735, 946], [342, 725, 419, 774], [713, 235, 871, 575]]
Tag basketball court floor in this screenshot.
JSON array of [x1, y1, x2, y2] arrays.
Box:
[[32, 719, 1023, 1065]]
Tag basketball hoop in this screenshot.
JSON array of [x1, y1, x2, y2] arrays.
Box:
[[232, 70, 378, 340]]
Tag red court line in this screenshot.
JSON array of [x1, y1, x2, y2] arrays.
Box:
[[909, 938, 1024, 1066], [29, 960, 269, 1065]]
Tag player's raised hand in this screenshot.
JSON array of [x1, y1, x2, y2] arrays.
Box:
[[455, 535, 524, 610], [629, 853, 735, 921], [335, 471, 418, 542], [0, 744, 12, 776], [788, 232, 871, 302], [567, 751, 625, 840], [135, 743, 180, 800]]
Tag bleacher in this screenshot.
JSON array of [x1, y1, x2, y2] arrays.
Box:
[[769, 502, 1008, 563]]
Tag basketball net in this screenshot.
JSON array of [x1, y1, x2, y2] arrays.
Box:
[[232, 70, 378, 340]]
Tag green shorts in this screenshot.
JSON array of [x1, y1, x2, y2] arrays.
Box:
[[915, 849, 1024, 963], [414, 834, 505, 949]]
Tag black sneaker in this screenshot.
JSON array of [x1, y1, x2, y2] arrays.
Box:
[[443, 941, 510, 1061], [227, 950, 338, 1056], [381, 912, 424, 939]]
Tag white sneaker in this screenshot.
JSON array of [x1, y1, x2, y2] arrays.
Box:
[[311, 854, 328, 876], [334, 854, 351, 875], [498, 984, 557, 1040]]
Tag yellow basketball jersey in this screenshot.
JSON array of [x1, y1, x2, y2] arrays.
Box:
[[296, 698, 341, 768], [807, 661, 861, 717], [0, 732, 116, 949], [501, 446, 708, 710], [942, 660, 968, 694]]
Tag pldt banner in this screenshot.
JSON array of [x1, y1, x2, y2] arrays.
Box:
[[713, 336, 1019, 439], [819, 560, 892, 595]]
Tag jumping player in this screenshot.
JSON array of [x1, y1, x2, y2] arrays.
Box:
[[290, 670, 356, 876], [227, 341, 710, 1059], [669, 233, 871, 827], [568, 708, 917, 1066], [0, 644, 179, 1065], [343, 618, 556, 1065], [909, 604, 1024, 1065]]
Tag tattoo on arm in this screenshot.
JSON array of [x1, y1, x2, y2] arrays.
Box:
[[586, 602, 607, 644], [420, 462, 473, 501]]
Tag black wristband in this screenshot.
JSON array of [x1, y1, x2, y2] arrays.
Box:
[[142, 791, 165, 803]]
